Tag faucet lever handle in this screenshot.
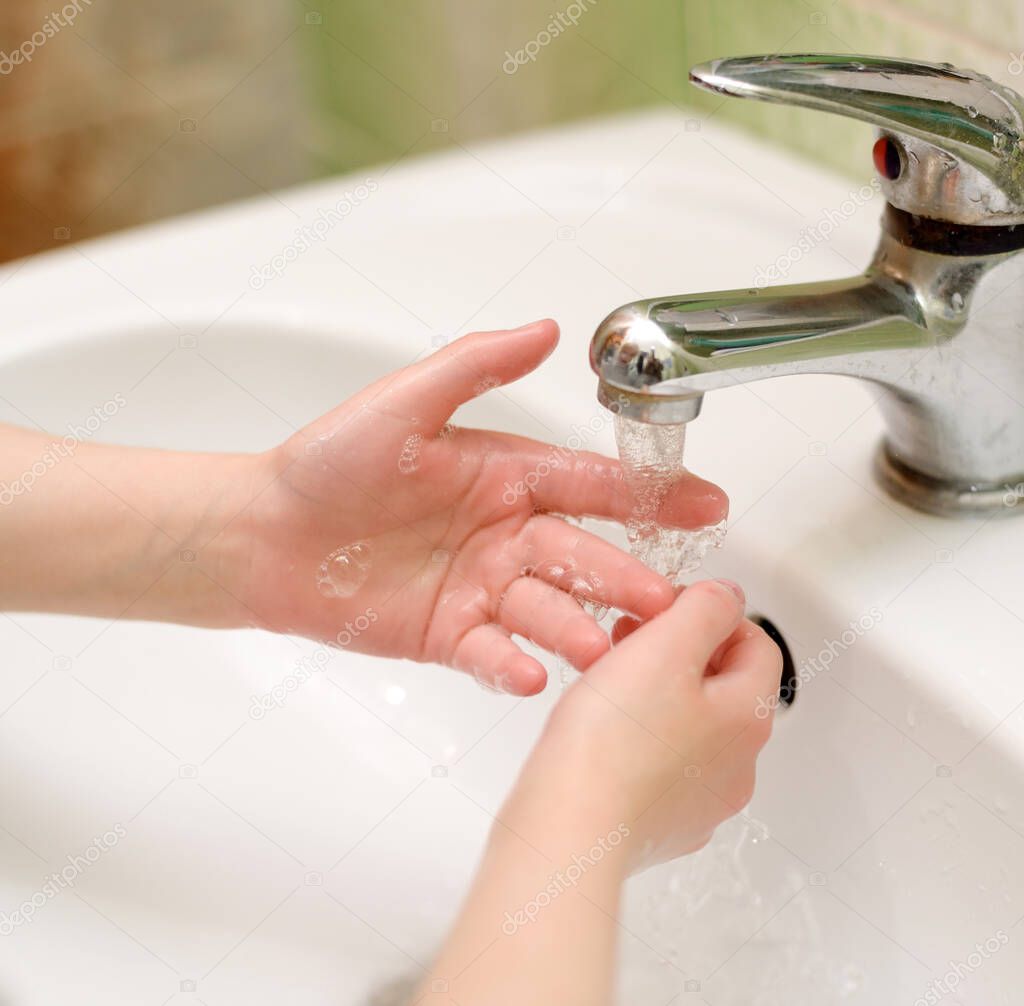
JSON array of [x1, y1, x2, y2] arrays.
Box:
[[690, 54, 1024, 225]]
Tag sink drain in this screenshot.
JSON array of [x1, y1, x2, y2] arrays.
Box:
[[750, 615, 796, 708]]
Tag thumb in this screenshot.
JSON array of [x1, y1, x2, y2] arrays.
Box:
[[380, 319, 559, 433], [602, 580, 746, 688]]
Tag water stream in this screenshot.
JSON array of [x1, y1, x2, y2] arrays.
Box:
[[613, 415, 727, 584]]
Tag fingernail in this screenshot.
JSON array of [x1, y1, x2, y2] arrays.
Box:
[[714, 579, 745, 604]]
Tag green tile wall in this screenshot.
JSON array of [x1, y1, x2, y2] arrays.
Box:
[[680, 0, 1022, 182], [308, 0, 1024, 183]]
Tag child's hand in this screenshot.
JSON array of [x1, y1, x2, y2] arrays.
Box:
[[502, 579, 781, 868], [225, 320, 727, 695], [415, 581, 780, 1006]]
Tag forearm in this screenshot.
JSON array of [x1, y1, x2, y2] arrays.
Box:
[[416, 743, 633, 1005], [0, 424, 260, 626]]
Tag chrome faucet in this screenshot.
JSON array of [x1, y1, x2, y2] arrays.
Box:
[[590, 55, 1024, 516]]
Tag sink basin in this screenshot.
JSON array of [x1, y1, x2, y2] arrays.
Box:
[[1, 109, 1022, 1005]]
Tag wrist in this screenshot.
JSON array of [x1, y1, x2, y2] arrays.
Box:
[[138, 448, 272, 630], [190, 449, 285, 629], [499, 733, 634, 886]]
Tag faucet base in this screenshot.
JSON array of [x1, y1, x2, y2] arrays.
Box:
[[874, 443, 1023, 518]]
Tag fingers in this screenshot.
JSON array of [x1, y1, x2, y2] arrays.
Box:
[[658, 475, 730, 530], [704, 621, 784, 719], [520, 514, 676, 620], [611, 614, 642, 644], [379, 321, 560, 434], [467, 430, 728, 530], [608, 579, 747, 682], [450, 624, 548, 696], [498, 577, 610, 670]]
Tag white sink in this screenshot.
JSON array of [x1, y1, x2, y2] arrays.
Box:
[[1, 109, 1022, 1005]]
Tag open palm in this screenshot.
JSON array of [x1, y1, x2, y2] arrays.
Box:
[[232, 321, 727, 695]]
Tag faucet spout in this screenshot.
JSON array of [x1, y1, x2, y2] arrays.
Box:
[[594, 52, 1024, 515], [591, 270, 934, 424]]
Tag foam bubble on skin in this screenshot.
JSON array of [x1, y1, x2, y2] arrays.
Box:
[[398, 433, 423, 474], [614, 415, 727, 583], [529, 558, 569, 583], [438, 423, 458, 441], [556, 655, 580, 692], [570, 572, 610, 621], [472, 665, 513, 694], [473, 376, 501, 396], [524, 560, 610, 621], [316, 541, 372, 598]]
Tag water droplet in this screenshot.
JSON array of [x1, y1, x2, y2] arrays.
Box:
[[966, 104, 978, 118], [316, 541, 372, 598], [472, 376, 501, 396], [570, 572, 610, 620], [748, 819, 770, 843], [837, 964, 864, 997], [398, 432, 423, 473], [557, 656, 579, 691], [951, 291, 965, 312], [531, 559, 570, 583], [472, 666, 500, 693], [994, 132, 1008, 153], [714, 308, 738, 325]]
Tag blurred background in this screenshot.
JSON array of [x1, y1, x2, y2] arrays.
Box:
[[0, 0, 1019, 262]]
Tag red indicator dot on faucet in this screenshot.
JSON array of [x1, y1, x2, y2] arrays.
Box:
[[873, 136, 902, 180]]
